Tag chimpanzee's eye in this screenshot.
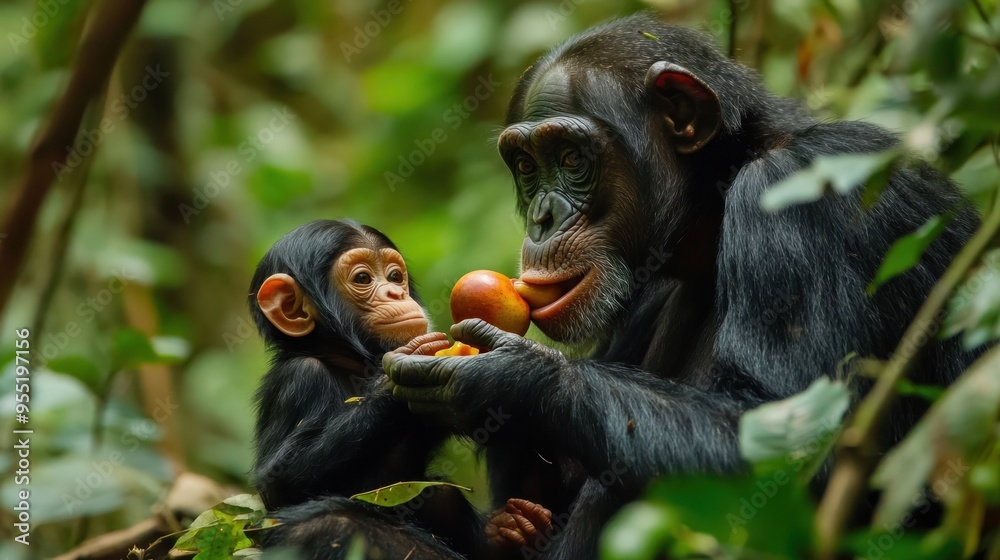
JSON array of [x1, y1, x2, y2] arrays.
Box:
[[561, 149, 584, 170], [353, 272, 372, 284], [515, 155, 537, 176], [388, 270, 404, 283]]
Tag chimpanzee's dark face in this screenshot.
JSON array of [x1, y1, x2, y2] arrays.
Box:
[[499, 65, 638, 345], [499, 57, 722, 345]]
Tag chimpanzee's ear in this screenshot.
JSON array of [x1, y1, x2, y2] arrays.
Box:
[[644, 61, 722, 154], [257, 273, 316, 337]]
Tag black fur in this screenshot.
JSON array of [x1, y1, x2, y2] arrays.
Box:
[[249, 219, 485, 559], [264, 496, 466, 560]]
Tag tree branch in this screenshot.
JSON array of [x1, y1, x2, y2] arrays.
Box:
[[816, 194, 1000, 558], [30, 98, 103, 339], [52, 473, 230, 560], [0, 0, 148, 318]]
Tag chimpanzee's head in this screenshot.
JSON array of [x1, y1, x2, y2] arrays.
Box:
[[501, 13, 793, 345], [249, 220, 428, 359]]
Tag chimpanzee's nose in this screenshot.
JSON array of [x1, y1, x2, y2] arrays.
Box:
[[527, 191, 573, 244], [379, 283, 405, 301]]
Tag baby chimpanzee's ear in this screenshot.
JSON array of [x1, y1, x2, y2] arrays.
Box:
[[257, 273, 316, 337]]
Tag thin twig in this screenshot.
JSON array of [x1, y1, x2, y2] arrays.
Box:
[[0, 0, 148, 318], [815, 193, 1000, 558]]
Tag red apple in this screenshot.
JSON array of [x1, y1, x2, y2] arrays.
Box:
[[450, 270, 531, 336]]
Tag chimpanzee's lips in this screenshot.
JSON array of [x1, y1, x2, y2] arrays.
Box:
[[385, 312, 429, 330], [521, 270, 590, 322]]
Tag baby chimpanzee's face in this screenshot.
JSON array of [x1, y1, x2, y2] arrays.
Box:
[[331, 247, 428, 347]]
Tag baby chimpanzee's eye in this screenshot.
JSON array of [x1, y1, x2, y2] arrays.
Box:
[[388, 270, 404, 283], [353, 272, 372, 284]]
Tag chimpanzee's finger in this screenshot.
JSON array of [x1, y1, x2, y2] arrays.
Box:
[[382, 353, 452, 387], [451, 318, 517, 351]]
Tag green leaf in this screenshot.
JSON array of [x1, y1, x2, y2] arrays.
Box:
[[189, 508, 222, 530], [231, 524, 253, 551], [175, 507, 233, 551], [599, 502, 678, 560], [739, 377, 850, 480], [349, 481, 472, 507], [45, 355, 105, 395], [945, 249, 1000, 348], [217, 494, 266, 523], [213, 502, 254, 517], [190, 525, 236, 560], [174, 528, 203, 551], [175, 500, 257, 555], [175, 512, 221, 551], [177, 496, 266, 552], [868, 214, 951, 295], [761, 150, 900, 212], [222, 493, 266, 513], [638, 475, 815, 557], [872, 346, 1000, 526], [112, 328, 163, 370]]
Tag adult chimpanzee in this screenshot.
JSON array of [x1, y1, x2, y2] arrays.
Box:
[[248, 219, 487, 559], [383, 13, 982, 559]]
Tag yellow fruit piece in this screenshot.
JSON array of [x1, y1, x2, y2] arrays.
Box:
[[434, 341, 480, 357]]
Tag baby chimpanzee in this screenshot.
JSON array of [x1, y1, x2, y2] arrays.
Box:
[[248, 219, 485, 559]]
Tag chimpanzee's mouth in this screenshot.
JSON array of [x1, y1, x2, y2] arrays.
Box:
[[525, 270, 590, 321], [384, 312, 429, 330]]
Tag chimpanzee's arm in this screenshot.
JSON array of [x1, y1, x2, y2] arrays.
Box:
[[252, 357, 428, 509], [517, 359, 748, 490], [385, 321, 753, 494]]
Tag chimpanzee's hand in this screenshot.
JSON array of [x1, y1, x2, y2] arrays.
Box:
[[486, 498, 554, 553], [382, 319, 566, 430]]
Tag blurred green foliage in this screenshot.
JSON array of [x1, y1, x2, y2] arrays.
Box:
[[0, 0, 999, 558]]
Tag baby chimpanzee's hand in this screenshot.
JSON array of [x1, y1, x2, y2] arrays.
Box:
[[395, 332, 451, 356], [486, 498, 553, 553]]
